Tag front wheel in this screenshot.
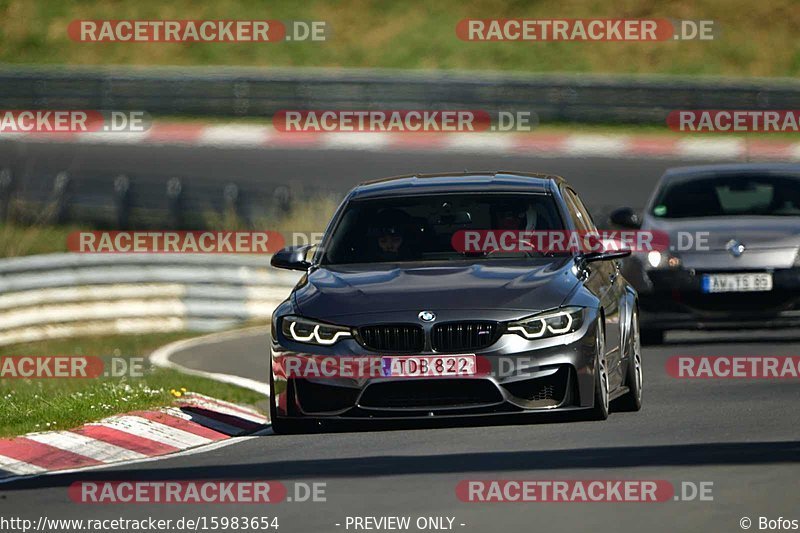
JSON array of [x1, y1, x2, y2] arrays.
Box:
[[590, 320, 609, 420], [615, 310, 643, 412]]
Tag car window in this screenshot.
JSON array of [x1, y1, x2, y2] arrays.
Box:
[[323, 192, 565, 264], [567, 188, 598, 232], [651, 174, 800, 218], [563, 188, 593, 232]]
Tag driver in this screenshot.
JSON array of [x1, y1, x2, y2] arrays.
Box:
[[490, 201, 546, 254], [377, 225, 404, 256], [494, 202, 528, 231], [372, 209, 411, 261]]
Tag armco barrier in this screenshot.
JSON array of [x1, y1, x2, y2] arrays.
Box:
[[2, 66, 800, 124], [0, 253, 300, 347]]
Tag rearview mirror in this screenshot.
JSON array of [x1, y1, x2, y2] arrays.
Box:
[[271, 245, 313, 271], [609, 207, 641, 229]]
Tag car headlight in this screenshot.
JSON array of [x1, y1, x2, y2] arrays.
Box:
[[281, 316, 351, 346], [507, 307, 585, 340], [646, 250, 681, 269]]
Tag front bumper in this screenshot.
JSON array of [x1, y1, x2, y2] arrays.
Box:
[[270, 315, 600, 420], [622, 259, 800, 330]]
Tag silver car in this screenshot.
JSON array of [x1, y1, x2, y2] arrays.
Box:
[[610, 163, 800, 344]]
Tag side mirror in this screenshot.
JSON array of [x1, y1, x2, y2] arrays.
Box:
[[271, 245, 313, 271], [609, 207, 641, 229]]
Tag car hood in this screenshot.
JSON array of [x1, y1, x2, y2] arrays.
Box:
[[644, 215, 800, 251], [293, 259, 578, 321]]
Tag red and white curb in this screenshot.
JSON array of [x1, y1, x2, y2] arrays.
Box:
[[0, 392, 266, 481], [3, 123, 800, 160]]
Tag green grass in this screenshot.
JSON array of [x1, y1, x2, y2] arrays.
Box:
[[0, 0, 798, 77], [0, 193, 340, 257], [0, 332, 266, 437], [0, 222, 83, 257]]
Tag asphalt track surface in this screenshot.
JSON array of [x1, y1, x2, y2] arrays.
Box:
[[0, 139, 707, 212], [1, 141, 799, 533]]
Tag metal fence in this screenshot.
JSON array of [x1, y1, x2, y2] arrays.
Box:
[[0, 253, 300, 347], [2, 66, 800, 124]]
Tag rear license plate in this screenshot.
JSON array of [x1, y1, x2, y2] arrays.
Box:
[[701, 273, 773, 293], [380, 355, 476, 377]]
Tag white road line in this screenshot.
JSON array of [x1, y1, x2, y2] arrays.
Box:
[[96, 415, 214, 449], [25, 432, 147, 462], [149, 326, 271, 396], [0, 454, 47, 475]]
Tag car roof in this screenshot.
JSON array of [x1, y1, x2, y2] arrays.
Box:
[[349, 171, 565, 199], [662, 163, 800, 183]]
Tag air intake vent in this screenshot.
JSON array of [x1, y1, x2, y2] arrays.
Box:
[[358, 324, 424, 352], [432, 322, 499, 352]]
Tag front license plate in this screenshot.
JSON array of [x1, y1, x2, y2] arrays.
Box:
[[701, 273, 773, 293], [380, 355, 476, 377]]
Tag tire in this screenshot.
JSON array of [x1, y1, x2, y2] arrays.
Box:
[[615, 310, 643, 412], [641, 328, 664, 345], [590, 319, 610, 421]]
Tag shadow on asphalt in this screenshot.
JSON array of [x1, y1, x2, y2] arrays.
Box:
[[5, 440, 799, 490]]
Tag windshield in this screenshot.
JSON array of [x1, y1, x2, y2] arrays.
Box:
[[322, 193, 565, 264], [650, 174, 800, 218]]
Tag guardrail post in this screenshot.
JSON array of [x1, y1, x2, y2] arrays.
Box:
[[113, 175, 131, 229], [52, 171, 70, 224], [166, 177, 183, 229], [223, 183, 240, 227], [0, 168, 13, 222], [274, 185, 292, 215]]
